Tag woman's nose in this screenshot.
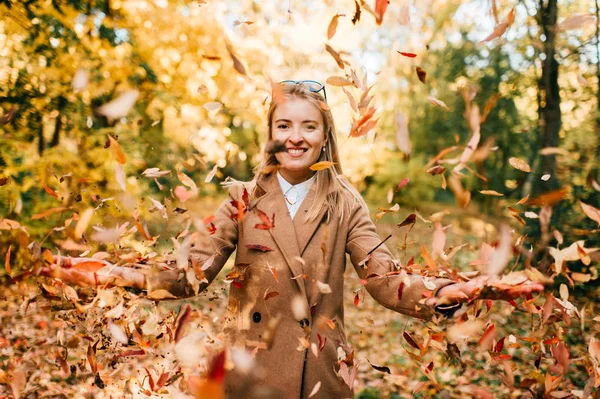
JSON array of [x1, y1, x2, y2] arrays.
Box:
[[288, 127, 303, 143]]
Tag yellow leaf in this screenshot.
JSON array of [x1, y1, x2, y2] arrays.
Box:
[[310, 161, 336, 171], [326, 76, 354, 87], [479, 190, 504, 196], [508, 157, 532, 173]]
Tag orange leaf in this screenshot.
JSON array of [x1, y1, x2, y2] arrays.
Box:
[[107, 135, 126, 164], [324, 44, 346, 69], [31, 206, 70, 220], [374, 0, 389, 25], [41, 180, 59, 198], [5, 245, 11, 274], [398, 51, 417, 58], [421, 245, 437, 271], [310, 161, 336, 171], [263, 291, 279, 301], [71, 261, 107, 272], [327, 14, 344, 40], [326, 76, 354, 87]]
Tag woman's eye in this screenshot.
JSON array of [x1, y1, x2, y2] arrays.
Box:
[[306, 125, 316, 130], [277, 124, 289, 129]]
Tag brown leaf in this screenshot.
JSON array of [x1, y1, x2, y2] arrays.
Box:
[[5, 245, 11, 274], [254, 209, 275, 230], [326, 76, 354, 87], [427, 96, 450, 110], [415, 66, 427, 83], [479, 190, 504, 196], [226, 43, 248, 76], [263, 291, 280, 301], [327, 14, 344, 40], [324, 44, 346, 69], [397, 282, 404, 300], [342, 87, 358, 112], [508, 157, 532, 173], [403, 331, 421, 350], [397, 214, 416, 228], [265, 140, 287, 154], [351, 0, 361, 24], [481, 93, 502, 123], [478, 324, 497, 350], [175, 305, 192, 343], [0, 105, 18, 125], [426, 165, 446, 175], [87, 341, 98, 374], [107, 135, 126, 164], [580, 201, 600, 227], [368, 360, 391, 374], [479, 8, 515, 43]]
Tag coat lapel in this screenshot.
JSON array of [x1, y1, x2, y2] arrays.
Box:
[[254, 174, 307, 298]]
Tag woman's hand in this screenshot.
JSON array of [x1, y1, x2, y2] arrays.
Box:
[[427, 271, 547, 308], [41, 257, 146, 290]]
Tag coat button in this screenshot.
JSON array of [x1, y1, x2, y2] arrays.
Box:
[[252, 312, 261, 323], [299, 318, 310, 328]]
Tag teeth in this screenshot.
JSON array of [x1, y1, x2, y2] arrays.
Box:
[[288, 149, 305, 155]]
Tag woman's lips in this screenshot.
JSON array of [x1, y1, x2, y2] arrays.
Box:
[[287, 148, 308, 158]]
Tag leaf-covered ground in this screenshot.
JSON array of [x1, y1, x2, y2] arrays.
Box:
[[1, 204, 598, 398]]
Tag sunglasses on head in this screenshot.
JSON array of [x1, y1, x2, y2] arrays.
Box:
[[280, 80, 327, 102]]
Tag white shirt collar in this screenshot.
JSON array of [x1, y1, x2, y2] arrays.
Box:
[[276, 172, 316, 219]]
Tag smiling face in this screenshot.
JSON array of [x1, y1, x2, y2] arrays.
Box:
[[271, 97, 326, 185]]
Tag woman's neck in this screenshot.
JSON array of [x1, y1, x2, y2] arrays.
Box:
[[278, 170, 315, 185]]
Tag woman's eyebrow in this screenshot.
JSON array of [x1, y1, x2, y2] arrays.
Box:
[[274, 119, 320, 124]]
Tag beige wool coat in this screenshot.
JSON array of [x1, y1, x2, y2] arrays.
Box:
[[152, 172, 453, 398]]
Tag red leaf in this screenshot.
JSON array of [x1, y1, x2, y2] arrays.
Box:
[[254, 209, 275, 230], [425, 361, 434, 373], [354, 293, 360, 306], [403, 331, 421, 350], [208, 351, 227, 382], [494, 337, 505, 353], [232, 281, 242, 289], [397, 178, 410, 191], [397, 282, 405, 300], [246, 244, 273, 252], [398, 51, 417, 58], [317, 333, 327, 352]]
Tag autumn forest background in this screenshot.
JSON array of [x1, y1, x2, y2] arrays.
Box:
[[1, 0, 600, 398]]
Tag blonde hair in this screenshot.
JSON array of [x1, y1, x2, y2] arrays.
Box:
[[254, 82, 361, 222]]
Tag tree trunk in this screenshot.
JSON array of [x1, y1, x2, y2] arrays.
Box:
[[535, 0, 561, 194], [50, 96, 66, 148]]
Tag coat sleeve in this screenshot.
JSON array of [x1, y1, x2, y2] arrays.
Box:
[[145, 184, 241, 299], [345, 199, 455, 319]]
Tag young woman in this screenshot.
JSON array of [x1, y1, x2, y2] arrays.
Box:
[[44, 81, 544, 398]]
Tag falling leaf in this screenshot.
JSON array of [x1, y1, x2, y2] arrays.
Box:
[[397, 282, 404, 300], [396, 178, 410, 192], [580, 201, 600, 227], [175, 186, 194, 202], [246, 244, 273, 252], [349, 107, 378, 137], [508, 157, 532, 173], [5, 245, 11, 274], [427, 165, 446, 175], [142, 168, 171, 178], [326, 76, 354, 87], [203, 102, 223, 113], [41, 180, 59, 198], [324, 44, 347, 69], [177, 170, 198, 194], [233, 20, 254, 26], [403, 331, 421, 350], [479, 190, 504, 196], [398, 51, 417, 58], [397, 213, 416, 228], [426, 96, 450, 110], [447, 320, 485, 343], [541, 174, 551, 181], [309, 381, 322, 397], [310, 161, 336, 171], [107, 135, 126, 164], [415, 66, 427, 83], [97, 90, 139, 121], [205, 165, 219, 183], [374, 0, 389, 25], [478, 324, 497, 350], [108, 321, 128, 344], [74, 208, 94, 239], [115, 163, 126, 191], [72, 68, 89, 92], [368, 360, 391, 374], [226, 43, 248, 76], [558, 14, 596, 31], [254, 209, 275, 230], [480, 8, 515, 43], [399, 3, 410, 24], [263, 291, 280, 301], [0, 105, 18, 125], [31, 206, 69, 220], [327, 14, 344, 40]]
